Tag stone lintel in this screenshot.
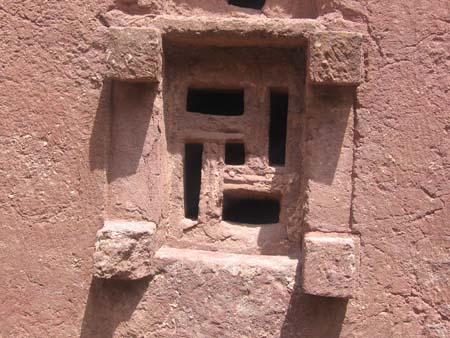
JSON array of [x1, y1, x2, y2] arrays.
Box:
[[105, 16, 322, 48], [308, 31, 363, 86], [105, 27, 162, 82], [103, 18, 364, 85], [301, 232, 358, 298], [93, 220, 157, 280], [153, 15, 316, 47]]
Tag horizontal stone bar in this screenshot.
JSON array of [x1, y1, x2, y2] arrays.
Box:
[[143, 15, 322, 47], [155, 246, 298, 275]]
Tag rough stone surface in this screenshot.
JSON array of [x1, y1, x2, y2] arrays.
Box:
[[1, 0, 449, 337], [302, 232, 357, 298], [82, 247, 351, 338], [113, 0, 317, 19], [308, 31, 363, 85], [105, 27, 162, 82], [103, 15, 320, 47], [301, 86, 355, 232], [93, 220, 157, 280]]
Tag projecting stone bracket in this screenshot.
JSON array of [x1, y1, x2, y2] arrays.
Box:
[[301, 232, 359, 298], [93, 220, 157, 280], [104, 27, 162, 82], [307, 31, 364, 86]]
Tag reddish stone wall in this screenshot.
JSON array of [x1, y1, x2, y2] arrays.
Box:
[[1, 1, 449, 337]]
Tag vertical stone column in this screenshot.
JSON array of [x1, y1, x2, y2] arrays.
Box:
[[93, 27, 165, 280], [300, 31, 363, 298], [302, 85, 355, 233], [199, 141, 225, 237]]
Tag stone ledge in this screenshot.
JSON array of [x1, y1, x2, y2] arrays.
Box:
[[93, 220, 157, 280], [308, 31, 364, 86], [155, 247, 298, 276], [105, 27, 162, 82], [301, 232, 358, 298]]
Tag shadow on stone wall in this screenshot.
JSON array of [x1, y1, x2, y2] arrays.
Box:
[[280, 264, 349, 338], [302, 86, 355, 186], [89, 80, 112, 172], [88, 81, 157, 182], [80, 277, 151, 338], [79, 265, 348, 338]]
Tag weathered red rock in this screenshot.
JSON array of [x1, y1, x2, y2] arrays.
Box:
[[302, 232, 358, 298], [94, 220, 157, 280], [104, 27, 162, 82], [308, 31, 364, 85]]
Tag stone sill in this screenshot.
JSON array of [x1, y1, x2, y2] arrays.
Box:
[[155, 246, 298, 275]]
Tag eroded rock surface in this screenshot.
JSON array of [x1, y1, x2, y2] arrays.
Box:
[[308, 31, 363, 85], [302, 232, 358, 298], [94, 220, 157, 280], [104, 27, 162, 82]]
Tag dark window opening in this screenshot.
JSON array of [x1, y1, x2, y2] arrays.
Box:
[[223, 192, 280, 224], [225, 143, 245, 165], [184, 143, 203, 219], [187, 88, 244, 116], [228, 0, 266, 10], [269, 91, 289, 166]]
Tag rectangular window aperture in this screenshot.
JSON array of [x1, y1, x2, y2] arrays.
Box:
[[184, 143, 203, 219], [187, 89, 244, 116], [223, 192, 280, 224], [269, 91, 288, 166]]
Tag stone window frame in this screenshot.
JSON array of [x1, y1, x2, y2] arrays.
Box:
[[95, 16, 363, 298]]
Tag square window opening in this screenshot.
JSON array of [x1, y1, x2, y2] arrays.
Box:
[[225, 143, 245, 165]]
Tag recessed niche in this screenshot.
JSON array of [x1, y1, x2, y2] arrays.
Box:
[[225, 143, 245, 165], [164, 44, 305, 254], [223, 192, 280, 224], [184, 143, 203, 219], [269, 90, 289, 166], [228, 0, 266, 10], [186, 88, 244, 116]]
